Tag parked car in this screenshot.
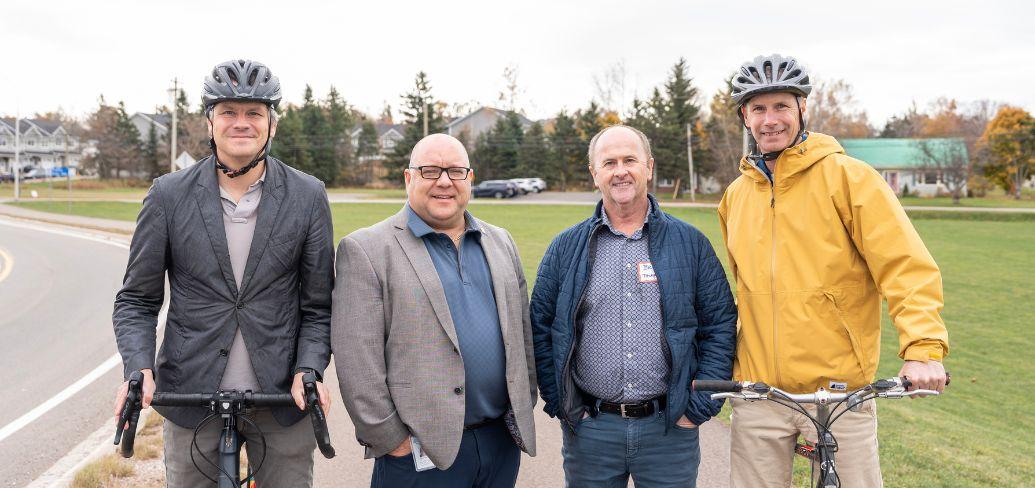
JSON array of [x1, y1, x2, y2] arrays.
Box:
[[509, 178, 535, 195], [511, 177, 546, 193], [473, 180, 517, 199], [21, 168, 44, 180], [0, 172, 14, 183]]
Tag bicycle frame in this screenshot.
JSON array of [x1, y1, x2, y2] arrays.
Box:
[[115, 370, 335, 488], [694, 376, 945, 488]]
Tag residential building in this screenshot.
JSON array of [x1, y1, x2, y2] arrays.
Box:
[[0, 118, 82, 174]]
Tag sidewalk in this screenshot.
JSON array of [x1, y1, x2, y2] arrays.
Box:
[[0, 203, 136, 234]]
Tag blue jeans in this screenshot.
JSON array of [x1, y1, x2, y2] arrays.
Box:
[[371, 418, 520, 488], [562, 410, 701, 487]]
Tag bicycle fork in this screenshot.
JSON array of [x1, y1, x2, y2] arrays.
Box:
[[218, 409, 242, 488]]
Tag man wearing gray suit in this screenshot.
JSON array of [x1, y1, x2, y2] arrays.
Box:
[[113, 59, 333, 487], [332, 133, 537, 488]]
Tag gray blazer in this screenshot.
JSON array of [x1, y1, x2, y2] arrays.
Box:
[[113, 156, 334, 428], [332, 208, 537, 469]]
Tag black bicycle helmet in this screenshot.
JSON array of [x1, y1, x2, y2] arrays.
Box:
[[731, 54, 811, 106], [202, 59, 282, 112]]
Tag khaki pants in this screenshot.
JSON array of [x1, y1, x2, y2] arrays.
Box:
[[729, 398, 882, 488], [163, 408, 316, 487]]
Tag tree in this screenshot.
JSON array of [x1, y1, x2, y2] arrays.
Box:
[[353, 119, 380, 185], [141, 121, 163, 179], [81, 98, 142, 179], [592, 60, 627, 115], [325, 86, 356, 184], [497, 64, 524, 114], [517, 121, 549, 177], [546, 110, 583, 191], [881, 103, 927, 138], [699, 76, 745, 188], [915, 138, 970, 204], [472, 112, 525, 180], [807, 79, 874, 138], [979, 106, 1035, 199], [385, 72, 447, 183], [270, 105, 312, 175]]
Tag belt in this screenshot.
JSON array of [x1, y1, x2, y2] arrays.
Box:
[[464, 416, 502, 431], [583, 394, 667, 418]]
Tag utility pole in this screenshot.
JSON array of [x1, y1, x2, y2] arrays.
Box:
[[422, 98, 429, 137], [169, 77, 178, 173], [686, 123, 696, 202], [13, 115, 20, 202]]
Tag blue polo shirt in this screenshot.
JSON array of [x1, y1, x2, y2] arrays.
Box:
[[406, 205, 508, 425]]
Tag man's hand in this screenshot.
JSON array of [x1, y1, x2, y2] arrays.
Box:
[[388, 437, 412, 457], [898, 360, 948, 397], [291, 372, 331, 415], [676, 415, 698, 429], [113, 369, 155, 429]]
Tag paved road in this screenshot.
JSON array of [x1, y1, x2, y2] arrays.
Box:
[[0, 219, 130, 487]]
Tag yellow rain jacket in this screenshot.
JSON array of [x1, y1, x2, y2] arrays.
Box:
[[718, 132, 949, 393]]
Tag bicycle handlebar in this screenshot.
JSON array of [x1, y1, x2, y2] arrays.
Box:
[[115, 371, 336, 459], [693, 375, 947, 404]]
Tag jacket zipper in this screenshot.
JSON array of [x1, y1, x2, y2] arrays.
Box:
[[769, 178, 782, 389], [562, 223, 600, 432]]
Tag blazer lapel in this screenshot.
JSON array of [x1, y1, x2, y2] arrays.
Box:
[[240, 160, 285, 297], [391, 210, 462, 352], [476, 221, 511, 340], [193, 158, 239, 297]]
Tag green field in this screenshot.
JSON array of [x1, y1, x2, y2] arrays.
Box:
[[7, 200, 1034, 486]]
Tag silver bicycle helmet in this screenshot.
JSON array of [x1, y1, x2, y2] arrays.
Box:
[[731, 54, 811, 106]]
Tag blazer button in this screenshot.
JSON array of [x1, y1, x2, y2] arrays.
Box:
[[219, 349, 229, 357], [454, 386, 464, 395], [236, 303, 244, 310]]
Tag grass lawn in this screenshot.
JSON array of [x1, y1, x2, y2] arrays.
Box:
[[9, 200, 1033, 486]]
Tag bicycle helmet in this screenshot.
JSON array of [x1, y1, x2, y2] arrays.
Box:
[[202, 59, 282, 111], [202, 59, 281, 178], [731, 54, 812, 163]]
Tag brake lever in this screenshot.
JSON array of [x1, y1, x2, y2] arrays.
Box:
[[114, 370, 144, 458], [880, 389, 940, 399], [302, 371, 335, 459]]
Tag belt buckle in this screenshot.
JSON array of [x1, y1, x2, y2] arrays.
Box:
[[620, 403, 630, 418]]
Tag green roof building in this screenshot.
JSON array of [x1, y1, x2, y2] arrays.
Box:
[[839, 138, 967, 196]]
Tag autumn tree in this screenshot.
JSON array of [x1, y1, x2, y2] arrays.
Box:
[[979, 106, 1035, 199], [807, 78, 873, 138]]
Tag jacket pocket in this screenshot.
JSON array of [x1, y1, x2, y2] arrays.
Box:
[[822, 291, 870, 384]]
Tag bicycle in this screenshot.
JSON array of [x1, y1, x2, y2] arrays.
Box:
[[693, 374, 949, 488], [115, 370, 336, 488]]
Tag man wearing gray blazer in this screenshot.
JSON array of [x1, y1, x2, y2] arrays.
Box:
[[332, 133, 536, 487]]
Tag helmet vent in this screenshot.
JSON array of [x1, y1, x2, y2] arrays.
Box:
[[248, 68, 259, 87]]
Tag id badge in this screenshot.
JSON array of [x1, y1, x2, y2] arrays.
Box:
[[637, 261, 658, 283], [409, 436, 437, 472]]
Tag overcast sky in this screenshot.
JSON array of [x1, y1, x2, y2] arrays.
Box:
[[2, 0, 1032, 127]]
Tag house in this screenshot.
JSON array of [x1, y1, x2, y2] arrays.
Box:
[[129, 112, 172, 142], [840, 138, 968, 197], [0, 118, 82, 174], [445, 106, 534, 144], [347, 122, 405, 185]]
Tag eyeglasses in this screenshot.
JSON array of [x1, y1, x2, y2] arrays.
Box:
[[409, 165, 472, 180]]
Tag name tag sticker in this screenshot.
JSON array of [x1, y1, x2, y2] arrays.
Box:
[[637, 261, 657, 283], [410, 436, 437, 472], [828, 381, 848, 391]]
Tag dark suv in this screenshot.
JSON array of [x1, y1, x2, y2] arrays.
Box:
[[473, 180, 516, 199]]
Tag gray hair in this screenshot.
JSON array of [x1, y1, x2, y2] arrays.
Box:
[[586, 124, 652, 166]]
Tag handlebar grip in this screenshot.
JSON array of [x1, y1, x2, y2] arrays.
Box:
[[247, 393, 296, 407], [151, 392, 211, 407], [114, 370, 143, 458], [302, 372, 335, 458], [692, 380, 743, 392]]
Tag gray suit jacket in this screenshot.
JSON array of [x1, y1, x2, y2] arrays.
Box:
[[332, 208, 537, 469], [113, 156, 334, 428]]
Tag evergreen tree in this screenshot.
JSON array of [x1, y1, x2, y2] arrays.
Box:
[[385, 72, 446, 183], [299, 85, 337, 182], [270, 105, 312, 174], [142, 121, 162, 179], [546, 110, 584, 190], [354, 119, 380, 185], [517, 121, 549, 177]]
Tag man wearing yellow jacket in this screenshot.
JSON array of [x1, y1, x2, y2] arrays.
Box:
[[717, 54, 950, 487]]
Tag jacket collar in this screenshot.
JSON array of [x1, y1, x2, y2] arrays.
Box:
[[737, 132, 845, 185], [592, 193, 663, 227]]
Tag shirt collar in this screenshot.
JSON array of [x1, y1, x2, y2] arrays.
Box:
[[600, 198, 653, 238], [405, 204, 480, 239], [218, 169, 266, 202]]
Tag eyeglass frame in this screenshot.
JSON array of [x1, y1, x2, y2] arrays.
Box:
[[408, 165, 473, 181]]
